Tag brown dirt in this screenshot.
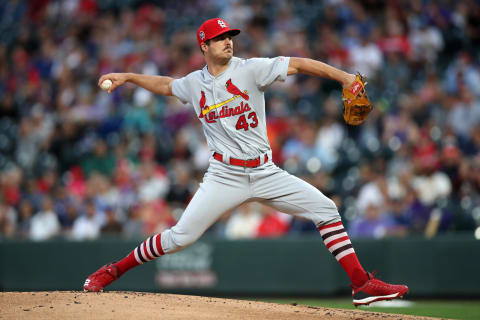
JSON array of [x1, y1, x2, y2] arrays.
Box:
[[0, 291, 443, 320]]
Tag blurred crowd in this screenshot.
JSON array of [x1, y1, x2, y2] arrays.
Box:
[[1, 0, 480, 241]]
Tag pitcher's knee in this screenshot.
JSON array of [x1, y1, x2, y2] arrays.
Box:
[[317, 201, 342, 226], [325, 197, 338, 211], [306, 198, 341, 226], [160, 227, 201, 254]]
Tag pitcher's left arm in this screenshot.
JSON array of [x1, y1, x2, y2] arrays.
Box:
[[288, 57, 372, 126], [287, 57, 355, 88]]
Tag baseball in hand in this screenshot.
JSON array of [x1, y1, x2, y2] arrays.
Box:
[[100, 79, 113, 91]]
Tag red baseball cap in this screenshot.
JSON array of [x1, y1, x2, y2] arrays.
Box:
[[197, 18, 240, 48]]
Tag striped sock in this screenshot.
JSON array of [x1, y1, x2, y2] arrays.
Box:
[[318, 221, 368, 287], [114, 233, 164, 276]]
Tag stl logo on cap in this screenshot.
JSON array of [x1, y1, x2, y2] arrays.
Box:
[[196, 18, 241, 48]]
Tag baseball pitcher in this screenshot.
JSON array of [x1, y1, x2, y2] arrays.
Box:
[[84, 18, 406, 306]]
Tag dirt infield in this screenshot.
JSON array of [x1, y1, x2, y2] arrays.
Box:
[[0, 291, 442, 320]]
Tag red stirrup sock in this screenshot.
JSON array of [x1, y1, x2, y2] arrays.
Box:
[[318, 222, 368, 287], [113, 233, 165, 276]]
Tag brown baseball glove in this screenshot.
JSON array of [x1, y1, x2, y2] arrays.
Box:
[[342, 74, 372, 126]]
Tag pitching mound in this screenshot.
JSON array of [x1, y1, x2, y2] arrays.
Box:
[[1, 291, 437, 320]]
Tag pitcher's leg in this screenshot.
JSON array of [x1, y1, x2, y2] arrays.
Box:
[[84, 171, 250, 292], [161, 174, 250, 254], [252, 165, 408, 305], [253, 167, 368, 286], [252, 167, 340, 226]]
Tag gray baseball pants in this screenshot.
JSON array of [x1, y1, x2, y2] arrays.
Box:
[[160, 156, 341, 254]]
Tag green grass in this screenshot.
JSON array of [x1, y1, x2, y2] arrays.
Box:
[[256, 298, 480, 320]]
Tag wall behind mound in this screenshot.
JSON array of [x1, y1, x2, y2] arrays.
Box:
[[0, 235, 479, 297]]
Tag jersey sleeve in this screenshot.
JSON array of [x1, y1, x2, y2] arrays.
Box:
[[251, 56, 290, 90], [171, 76, 190, 104]]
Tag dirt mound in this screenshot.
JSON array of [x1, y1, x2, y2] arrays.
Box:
[[0, 291, 440, 320]]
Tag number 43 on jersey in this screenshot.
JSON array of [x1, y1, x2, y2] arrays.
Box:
[[235, 112, 258, 131]]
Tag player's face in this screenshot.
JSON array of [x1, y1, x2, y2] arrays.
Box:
[[205, 33, 233, 62]]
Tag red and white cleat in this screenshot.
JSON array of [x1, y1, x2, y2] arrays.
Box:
[[83, 264, 119, 292], [352, 272, 408, 307]]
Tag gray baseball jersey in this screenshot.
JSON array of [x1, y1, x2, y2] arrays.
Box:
[[172, 56, 289, 159], [155, 56, 340, 256]]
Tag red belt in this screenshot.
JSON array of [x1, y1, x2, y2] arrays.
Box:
[[213, 152, 268, 168]]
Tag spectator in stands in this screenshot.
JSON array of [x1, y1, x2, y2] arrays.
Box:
[[123, 205, 144, 239], [16, 199, 34, 239], [225, 203, 263, 239], [256, 206, 290, 238], [71, 199, 102, 241], [355, 163, 388, 217], [81, 138, 116, 178], [408, 19, 444, 65], [444, 52, 480, 97], [53, 184, 78, 228], [166, 162, 194, 208], [138, 160, 169, 204], [101, 207, 123, 236], [447, 87, 480, 140], [0, 203, 16, 239], [30, 195, 60, 241], [348, 33, 383, 79], [349, 203, 396, 239], [1, 167, 22, 207]]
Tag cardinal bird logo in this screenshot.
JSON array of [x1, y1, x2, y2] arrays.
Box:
[[226, 79, 249, 101], [198, 80, 249, 119], [198, 91, 207, 118]]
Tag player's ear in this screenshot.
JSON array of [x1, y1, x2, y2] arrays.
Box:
[[200, 42, 207, 54], [200, 40, 210, 55]]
